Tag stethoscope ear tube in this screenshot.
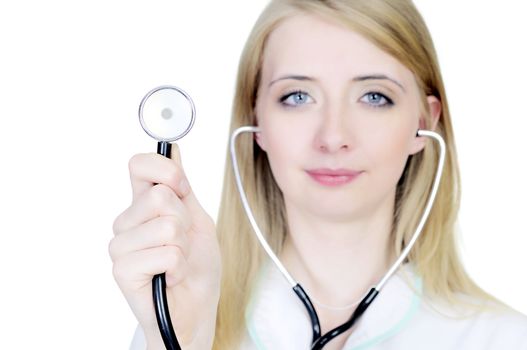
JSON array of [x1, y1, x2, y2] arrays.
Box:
[[153, 141, 181, 350], [230, 127, 446, 349]]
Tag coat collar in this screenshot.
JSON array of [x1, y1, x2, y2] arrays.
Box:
[[245, 261, 422, 349]]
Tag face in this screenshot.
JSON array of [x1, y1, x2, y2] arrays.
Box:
[[254, 14, 439, 222]]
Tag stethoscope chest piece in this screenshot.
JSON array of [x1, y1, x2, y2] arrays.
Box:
[[139, 85, 196, 142]]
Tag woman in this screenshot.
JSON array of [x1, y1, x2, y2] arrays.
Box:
[[110, 0, 527, 349]]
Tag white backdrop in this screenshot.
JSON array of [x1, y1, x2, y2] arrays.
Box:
[[0, 1, 525, 348]]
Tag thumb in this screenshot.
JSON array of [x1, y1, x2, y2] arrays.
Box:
[[170, 143, 210, 221]]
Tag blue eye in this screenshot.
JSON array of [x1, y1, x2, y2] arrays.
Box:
[[279, 90, 313, 107], [361, 92, 393, 108]]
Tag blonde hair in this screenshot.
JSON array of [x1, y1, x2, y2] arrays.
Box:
[[214, 0, 495, 348]]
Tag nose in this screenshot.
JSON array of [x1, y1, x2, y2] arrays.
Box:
[[314, 104, 354, 153]]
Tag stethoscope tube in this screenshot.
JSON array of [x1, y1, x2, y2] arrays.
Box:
[[292, 284, 322, 343], [153, 141, 181, 350], [152, 127, 445, 349], [230, 127, 446, 349], [310, 287, 379, 349]]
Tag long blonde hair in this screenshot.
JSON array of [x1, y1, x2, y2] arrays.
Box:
[[214, 0, 494, 348]]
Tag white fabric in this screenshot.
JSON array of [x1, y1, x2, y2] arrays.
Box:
[[130, 263, 527, 349]]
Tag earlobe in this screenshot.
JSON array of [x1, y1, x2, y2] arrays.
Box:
[[253, 112, 267, 151], [253, 119, 265, 151], [254, 130, 267, 151], [409, 134, 426, 155]]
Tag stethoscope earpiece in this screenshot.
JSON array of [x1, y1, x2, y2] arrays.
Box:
[[230, 125, 446, 349]]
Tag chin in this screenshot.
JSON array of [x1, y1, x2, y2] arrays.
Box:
[[298, 198, 368, 222]]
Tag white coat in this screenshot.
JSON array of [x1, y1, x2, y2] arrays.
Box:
[[130, 263, 527, 349]]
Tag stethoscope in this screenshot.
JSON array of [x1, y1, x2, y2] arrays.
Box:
[[138, 85, 195, 350], [138, 85, 446, 350]]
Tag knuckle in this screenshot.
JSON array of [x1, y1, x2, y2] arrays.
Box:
[[160, 216, 181, 240], [112, 260, 125, 281], [107, 235, 126, 262], [128, 153, 143, 174], [165, 166, 183, 188], [149, 184, 174, 207], [164, 245, 183, 265], [112, 213, 124, 234], [107, 237, 117, 260]]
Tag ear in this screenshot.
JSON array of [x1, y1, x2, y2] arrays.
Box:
[[253, 114, 267, 151], [425, 95, 441, 131], [409, 95, 442, 155], [254, 130, 267, 151]]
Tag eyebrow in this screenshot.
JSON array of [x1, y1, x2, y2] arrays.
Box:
[[269, 75, 313, 86], [269, 74, 406, 92], [353, 74, 406, 92]]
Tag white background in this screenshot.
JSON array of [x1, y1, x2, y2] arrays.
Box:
[[0, 1, 525, 348]]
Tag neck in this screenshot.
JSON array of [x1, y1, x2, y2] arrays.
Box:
[[279, 196, 395, 309]]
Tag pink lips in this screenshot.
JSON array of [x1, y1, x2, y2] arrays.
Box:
[[306, 168, 363, 187]]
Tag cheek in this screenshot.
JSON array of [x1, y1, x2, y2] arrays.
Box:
[[258, 116, 313, 188], [360, 120, 414, 186], [261, 122, 304, 164]]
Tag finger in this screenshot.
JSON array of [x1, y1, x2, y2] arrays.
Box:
[[169, 145, 209, 221], [109, 215, 191, 262], [112, 245, 189, 289], [113, 184, 191, 234], [128, 151, 189, 202]]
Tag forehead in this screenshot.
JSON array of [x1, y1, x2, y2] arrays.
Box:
[[261, 13, 415, 86]]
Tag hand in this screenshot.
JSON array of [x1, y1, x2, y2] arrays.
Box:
[[109, 145, 221, 349]]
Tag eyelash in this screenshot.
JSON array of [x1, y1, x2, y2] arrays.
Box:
[[279, 90, 312, 107], [362, 92, 394, 108], [278, 90, 394, 108]]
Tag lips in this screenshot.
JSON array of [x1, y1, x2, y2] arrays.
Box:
[[306, 168, 363, 186]]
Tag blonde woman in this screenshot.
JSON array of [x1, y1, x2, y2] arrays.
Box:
[[110, 1, 527, 349]]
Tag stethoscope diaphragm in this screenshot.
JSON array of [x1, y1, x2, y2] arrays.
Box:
[[139, 85, 195, 142]]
